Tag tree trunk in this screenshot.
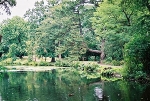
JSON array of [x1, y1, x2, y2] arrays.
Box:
[[35, 57, 36, 61], [95, 56, 96, 61], [45, 57, 46, 61], [59, 54, 61, 59], [51, 57, 56, 62], [88, 49, 101, 54], [58, 41, 62, 59], [100, 39, 105, 63]]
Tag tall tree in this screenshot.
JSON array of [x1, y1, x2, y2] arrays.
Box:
[[24, 0, 47, 61], [90, 0, 137, 62], [36, 0, 92, 61], [122, 0, 150, 75], [0, 16, 28, 59]]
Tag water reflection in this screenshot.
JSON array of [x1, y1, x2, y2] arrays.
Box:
[[94, 87, 103, 100], [0, 69, 150, 101]]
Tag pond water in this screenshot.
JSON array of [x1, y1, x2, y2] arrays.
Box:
[[0, 68, 150, 101]]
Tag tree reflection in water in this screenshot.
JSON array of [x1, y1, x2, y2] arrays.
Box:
[[0, 69, 150, 101]]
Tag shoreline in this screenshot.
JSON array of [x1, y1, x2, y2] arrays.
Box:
[[3, 66, 68, 72], [1, 64, 122, 72]]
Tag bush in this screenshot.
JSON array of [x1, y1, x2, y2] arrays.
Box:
[[111, 60, 121, 66], [134, 71, 147, 80], [0, 55, 7, 61], [55, 60, 71, 67], [13, 59, 22, 65], [0, 65, 7, 71], [38, 61, 49, 66], [21, 60, 29, 65], [0, 58, 13, 65], [28, 61, 38, 66], [70, 62, 80, 68], [78, 63, 100, 73], [124, 35, 150, 75]]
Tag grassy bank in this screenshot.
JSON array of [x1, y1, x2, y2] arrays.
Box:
[[0, 58, 123, 81]]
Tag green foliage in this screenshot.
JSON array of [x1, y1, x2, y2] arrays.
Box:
[[55, 61, 100, 73], [70, 61, 80, 68], [13, 59, 28, 65], [0, 65, 7, 80], [132, 15, 150, 35], [102, 69, 114, 77], [28, 61, 38, 66], [55, 60, 71, 67], [134, 71, 147, 80], [105, 33, 130, 61], [0, 0, 149, 82], [111, 60, 122, 66], [7, 43, 17, 59], [38, 61, 50, 66], [124, 35, 150, 75], [0, 65, 6, 71], [0, 58, 13, 65], [91, 0, 132, 62], [24, 0, 48, 60], [24, 0, 46, 24], [101, 66, 123, 79], [84, 64, 99, 73], [1, 16, 28, 59], [77, 63, 100, 73]]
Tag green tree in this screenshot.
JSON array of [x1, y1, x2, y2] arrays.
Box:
[[124, 0, 150, 75], [90, 0, 137, 62], [0, 16, 28, 59], [124, 35, 150, 75], [24, 0, 47, 61], [35, 0, 90, 61], [102, 0, 150, 75]]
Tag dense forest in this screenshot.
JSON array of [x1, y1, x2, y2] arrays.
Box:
[[0, 0, 150, 78]]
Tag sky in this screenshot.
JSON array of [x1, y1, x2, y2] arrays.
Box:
[[0, 0, 42, 22]]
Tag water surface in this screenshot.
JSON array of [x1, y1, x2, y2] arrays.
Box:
[[0, 68, 150, 101]]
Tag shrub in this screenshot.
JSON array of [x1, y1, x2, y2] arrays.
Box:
[[102, 70, 114, 77], [21, 60, 29, 65], [111, 60, 121, 66], [0, 65, 7, 71], [28, 61, 38, 66], [134, 71, 147, 80], [70, 62, 80, 68], [0, 58, 13, 65], [55, 60, 62, 67], [124, 35, 150, 75], [38, 61, 49, 66], [79, 63, 100, 73], [13, 59, 22, 65], [55, 60, 71, 67]]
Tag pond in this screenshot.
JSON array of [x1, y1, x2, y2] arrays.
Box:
[[0, 68, 150, 101]]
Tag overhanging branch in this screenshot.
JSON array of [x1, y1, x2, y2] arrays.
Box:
[[88, 49, 101, 54]]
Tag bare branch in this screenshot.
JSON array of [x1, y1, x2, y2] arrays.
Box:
[[0, 0, 7, 4], [88, 49, 101, 54]]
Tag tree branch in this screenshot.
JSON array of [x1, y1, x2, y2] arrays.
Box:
[[88, 49, 101, 54], [0, 0, 7, 4], [122, 9, 132, 26]]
